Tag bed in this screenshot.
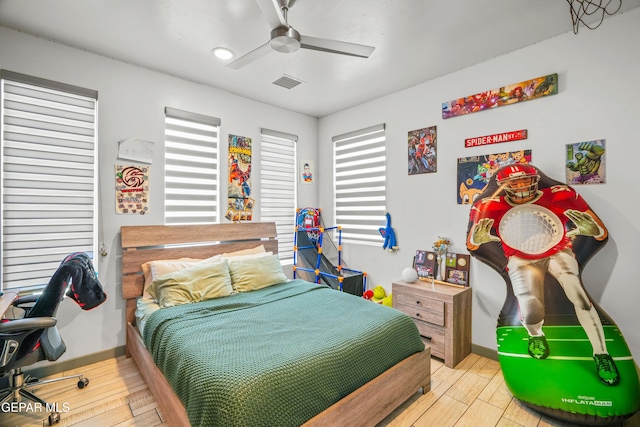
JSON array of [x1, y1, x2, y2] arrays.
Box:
[[121, 222, 431, 427]]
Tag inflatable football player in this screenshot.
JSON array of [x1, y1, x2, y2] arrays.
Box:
[[466, 164, 639, 425]]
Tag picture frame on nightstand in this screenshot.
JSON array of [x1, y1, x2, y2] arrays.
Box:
[[413, 250, 437, 279], [444, 252, 471, 286]]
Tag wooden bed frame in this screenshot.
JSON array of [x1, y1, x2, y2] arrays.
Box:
[[121, 222, 431, 427]]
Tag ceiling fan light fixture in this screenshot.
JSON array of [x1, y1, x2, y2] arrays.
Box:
[[226, 0, 376, 69], [270, 27, 301, 53], [212, 47, 235, 60]]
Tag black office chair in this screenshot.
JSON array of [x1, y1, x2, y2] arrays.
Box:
[[0, 252, 106, 425]]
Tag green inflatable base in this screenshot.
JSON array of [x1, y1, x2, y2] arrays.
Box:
[[497, 325, 640, 425]]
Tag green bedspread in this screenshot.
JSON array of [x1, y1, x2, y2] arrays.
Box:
[[144, 279, 425, 427]]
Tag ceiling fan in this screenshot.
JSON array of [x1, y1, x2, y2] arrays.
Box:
[[227, 0, 375, 69]]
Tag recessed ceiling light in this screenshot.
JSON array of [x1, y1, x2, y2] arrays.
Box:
[[212, 47, 234, 61]]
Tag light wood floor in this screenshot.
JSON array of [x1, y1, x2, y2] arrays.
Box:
[[1, 353, 639, 427]]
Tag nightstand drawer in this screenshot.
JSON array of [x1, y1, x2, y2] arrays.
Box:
[[414, 320, 445, 359], [392, 279, 472, 368], [394, 290, 445, 326]]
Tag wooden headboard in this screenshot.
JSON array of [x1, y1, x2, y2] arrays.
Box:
[[121, 222, 278, 324]]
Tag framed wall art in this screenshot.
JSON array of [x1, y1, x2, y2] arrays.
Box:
[[566, 139, 605, 185], [408, 126, 437, 175]]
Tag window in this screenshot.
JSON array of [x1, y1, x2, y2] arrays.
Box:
[[164, 107, 220, 224], [259, 128, 297, 264], [1, 70, 98, 292], [333, 124, 387, 246]]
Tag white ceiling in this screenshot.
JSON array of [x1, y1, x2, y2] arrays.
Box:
[[1, 0, 638, 118]]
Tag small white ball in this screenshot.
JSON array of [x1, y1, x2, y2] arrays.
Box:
[[402, 267, 418, 283]]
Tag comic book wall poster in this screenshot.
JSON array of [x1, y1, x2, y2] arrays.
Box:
[[225, 197, 255, 221], [408, 126, 437, 175], [227, 134, 253, 221], [456, 149, 531, 205], [442, 73, 558, 119], [115, 164, 149, 214], [566, 139, 605, 185]]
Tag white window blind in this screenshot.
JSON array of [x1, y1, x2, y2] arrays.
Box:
[[260, 129, 297, 264], [164, 107, 220, 224], [333, 124, 387, 246], [1, 70, 98, 292]]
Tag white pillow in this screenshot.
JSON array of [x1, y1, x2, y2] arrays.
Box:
[[220, 251, 273, 262], [141, 255, 222, 297], [227, 254, 288, 292], [220, 244, 266, 257], [147, 259, 233, 307]]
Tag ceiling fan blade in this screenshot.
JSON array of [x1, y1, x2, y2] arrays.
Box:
[[300, 35, 375, 58], [226, 42, 273, 69], [255, 0, 287, 29]]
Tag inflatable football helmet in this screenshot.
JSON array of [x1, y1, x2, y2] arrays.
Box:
[[496, 164, 540, 202]]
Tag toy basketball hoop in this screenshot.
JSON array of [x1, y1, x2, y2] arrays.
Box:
[[297, 207, 321, 246], [566, 0, 622, 34]]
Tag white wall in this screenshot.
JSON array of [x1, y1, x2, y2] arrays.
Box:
[[0, 26, 319, 361], [318, 9, 640, 359], [2, 8, 639, 364]]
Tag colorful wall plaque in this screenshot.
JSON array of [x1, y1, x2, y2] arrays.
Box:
[[442, 73, 558, 119], [465, 129, 528, 148]]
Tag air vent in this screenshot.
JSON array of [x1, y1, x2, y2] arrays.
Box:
[[273, 74, 303, 89]]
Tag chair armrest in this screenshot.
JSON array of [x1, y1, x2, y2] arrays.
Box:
[[10, 295, 39, 317], [13, 295, 39, 306], [11, 295, 39, 316], [0, 317, 57, 333]]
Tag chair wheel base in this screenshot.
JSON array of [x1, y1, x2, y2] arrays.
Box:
[[48, 412, 61, 425]]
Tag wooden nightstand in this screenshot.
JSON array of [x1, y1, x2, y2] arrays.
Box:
[[392, 279, 472, 368]]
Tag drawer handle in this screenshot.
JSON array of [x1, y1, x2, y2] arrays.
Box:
[[415, 313, 420, 317], [424, 336, 432, 341], [415, 300, 420, 305]]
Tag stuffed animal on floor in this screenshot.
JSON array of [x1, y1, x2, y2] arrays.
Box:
[[382, 294, 392, 307], [466, 164, 639, 425], [371, 286, 386, 303]]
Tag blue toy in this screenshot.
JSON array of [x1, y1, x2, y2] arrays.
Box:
[[379, 212, 398, 252]]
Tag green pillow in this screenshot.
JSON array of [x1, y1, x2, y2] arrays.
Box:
[[228, 254, 288, 292], [147, 259, 232, 307]]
